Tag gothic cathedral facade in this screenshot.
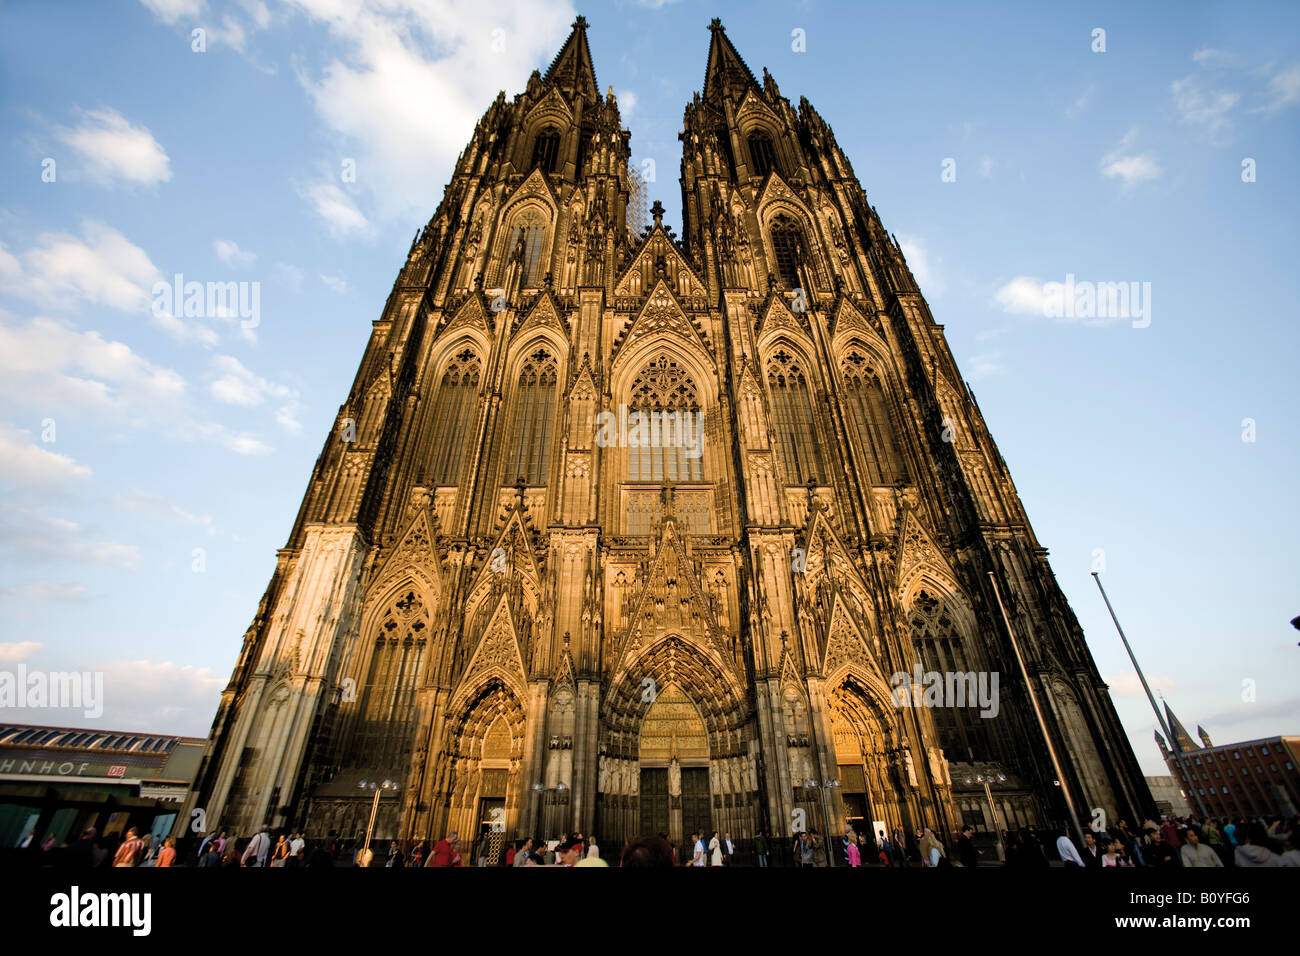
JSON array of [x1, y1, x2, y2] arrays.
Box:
[[187, 18, 1154, 854]]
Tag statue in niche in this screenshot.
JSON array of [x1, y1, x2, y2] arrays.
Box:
[[668, 756, 681, 797]]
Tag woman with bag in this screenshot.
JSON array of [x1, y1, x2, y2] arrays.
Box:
[[918, 828, 948, 868], [708, 831, 724, 866]]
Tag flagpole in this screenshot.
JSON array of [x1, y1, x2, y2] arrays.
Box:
[[1091, 572, 1207, 817], [987, 572, 1084, 841]]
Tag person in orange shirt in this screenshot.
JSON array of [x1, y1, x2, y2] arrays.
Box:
[[157, 836, 177, 867]]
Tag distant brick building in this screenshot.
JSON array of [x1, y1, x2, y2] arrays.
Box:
[[1155, 704, 1300, 819]]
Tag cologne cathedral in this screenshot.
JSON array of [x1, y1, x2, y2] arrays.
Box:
[[186, 17, 1154, 856]]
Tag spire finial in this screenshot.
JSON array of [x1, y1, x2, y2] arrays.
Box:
[[650, 199, 664, 228], [709, 17, 724, 32], [573, 15, 588, 30]]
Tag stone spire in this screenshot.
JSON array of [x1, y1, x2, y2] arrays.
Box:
[[702, 18, 760, 103], [544, 14, 599, 102]]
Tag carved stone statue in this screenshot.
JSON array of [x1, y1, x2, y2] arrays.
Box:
[[668, 757, 681, 797]]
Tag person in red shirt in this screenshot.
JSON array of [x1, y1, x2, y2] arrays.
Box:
[[157, 836, 177, 867], [427, 831, 461, 867], [113, 828, 145, 867]]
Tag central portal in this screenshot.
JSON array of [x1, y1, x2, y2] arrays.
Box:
[[638, 683, 710, 850]]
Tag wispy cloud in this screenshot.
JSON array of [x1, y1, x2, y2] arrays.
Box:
[[53, 107, 172, 186], [214, 239, 257, 268], [1171, 75, 1239, 140], [0, 423, 93, 488], [1255, 62, 1300, 113], [1100, 130, 1161, 186]]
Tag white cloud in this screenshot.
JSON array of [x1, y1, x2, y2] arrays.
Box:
[[0, 222, 233, 345], [0, 312, 275, 454], [93, 659, 227, 731], [1171, 76, 1239, 139], [0, 424, 92, 488], [1065, 85, 1094, 120], [0, 504, 141, 571], [140, 0, 204, 24], [288, 0, 575, 224], [0, 583, 89, 601], [896, 234, 942, 297], [1105, 672, 1178, 699], [967, 352, 1004, 379], [214, 239, 257, 267], [208, 355, 303, 432], [0, 313, 186, 420], [1256, 62, 1300, 113], [296, 180, 369, 238], [1100, 153, 1162, 184], [0, 657, 227, 735], [320, 272, 349, 294], [0, 641, 43, 662], [274, 262, 305, 292], [1100, 132, 1162, 185], [113, 490, 217, 535], [993, 276, 1052, 315], [2, 221, 159, 312], [615, 89, 638, 122], [54, 107, 172, 186], [1192, 48, 1233, 68]]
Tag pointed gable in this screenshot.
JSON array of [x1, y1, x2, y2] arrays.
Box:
[[612, 226, 707, 300], [440, 291, 493, 341], [503, 166, 559, 216], [757, 170, 812, 217], [823, 599, 876, 678], [464, 505, 544, 623], [613, 279, 713, 364], [526, 85, 575, 128], [895, 508, 957, 595], [366, 506, 443, 606], [513, 289, 569, 340], [755, 290, 811, 343], [458, 597, 528, 700], [612, 517, 729, 671]]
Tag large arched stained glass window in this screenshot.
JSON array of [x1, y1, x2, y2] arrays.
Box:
[[428, 349, 481, 486], [842, 351, 908, 485], [626, 355, 705, 482], [504, 348, 558, 486], [770, 215, 803, 290], [909, 589, 987, 762], [505, 220, 545, 289], [767, 349, 824, 485], [339, 589, 428, 771]]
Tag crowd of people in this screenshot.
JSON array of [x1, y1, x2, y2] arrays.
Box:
[[17, 812, 1300, 868]]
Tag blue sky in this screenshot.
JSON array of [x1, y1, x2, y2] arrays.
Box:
[[0, 0, 1295, 775]]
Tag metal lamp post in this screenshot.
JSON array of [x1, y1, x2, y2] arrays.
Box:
[[357, 779, 398, 867], [963, 772, 1007, 862], [988, 572, 1085, 841]]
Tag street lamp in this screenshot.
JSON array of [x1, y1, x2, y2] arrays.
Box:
[[963, 772, 1007, 862], [356, 779, 398, 867]]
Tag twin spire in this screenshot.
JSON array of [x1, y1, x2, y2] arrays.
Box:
[[543, 15, 599, 101], [542, 15, 761, 104]]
